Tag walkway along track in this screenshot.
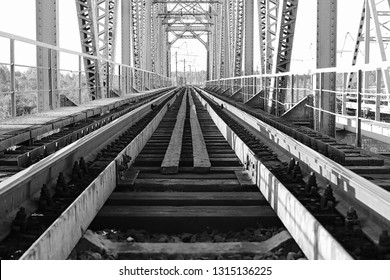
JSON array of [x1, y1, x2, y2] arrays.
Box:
[[1, 87, 387, 259]]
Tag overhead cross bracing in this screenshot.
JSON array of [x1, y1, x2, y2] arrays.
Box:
[[71, 0, 300, 94], [158, 0, 216, 49]]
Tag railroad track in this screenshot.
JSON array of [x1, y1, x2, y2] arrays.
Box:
[[198, 86, 390, 259], [1, 86, 389, 259], [78, 88, 295, 260], [0, 87, 179, 257]]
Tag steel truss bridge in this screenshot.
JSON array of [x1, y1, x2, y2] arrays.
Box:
[[1, 0, 390, 262], [1, 0, 390, 140]]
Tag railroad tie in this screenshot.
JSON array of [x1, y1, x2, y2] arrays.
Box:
[[160, 90, 187, 174], [188, 91, 211, 173]]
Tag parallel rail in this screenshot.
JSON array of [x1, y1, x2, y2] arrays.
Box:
[[19, 89, 179, 259], [0, 88, 178, 243], [193, 87, 353, 260], [196, 87, 390, 246], [2, 86, 386, 259]]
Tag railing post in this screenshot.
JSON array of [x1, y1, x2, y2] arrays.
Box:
[[118, 65, 121, 95], [10, 39, 16, 117], [275, 76, 279, 116], [78, 55, 82, 104], [48, 48, 53, 110], [95, 59, 99, 99], [106, 61, 110, 98], [319, 72, 324, 129], [290, 75, 294, 109], [356, 70, 362, 148], [342, 72, 347, 116], [375, 68, 382, 121], [131, 68, 135, 93]]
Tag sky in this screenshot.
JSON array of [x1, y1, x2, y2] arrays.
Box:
[[0, 0, 386, 74]]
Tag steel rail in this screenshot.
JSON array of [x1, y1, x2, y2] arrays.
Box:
[[19, 88, 180, 259], [193, 87, 353, 260], [0, 89, 177, 242], [196, 87, 390, 243]]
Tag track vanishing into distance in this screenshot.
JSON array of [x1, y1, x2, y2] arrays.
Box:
[[0, 87, 389, 260], [84, 88, 293, 260]]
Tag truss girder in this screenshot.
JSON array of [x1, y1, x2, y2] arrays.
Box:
[[271, 0, 299, 114], [257, 0, 266, 74], [76, 0, 100, 99], [264, 0, 279, 75], [272, 0, 299, 74], [219, 3, 226, 78], [210, 3, 221, 79], [75, 0, 118, 100], [347, 0, 390, 97], [233, 0, 244, 76], [229, 0, 236, 74]]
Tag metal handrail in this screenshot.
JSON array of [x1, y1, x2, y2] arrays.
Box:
[[0, 31, 170, 78]]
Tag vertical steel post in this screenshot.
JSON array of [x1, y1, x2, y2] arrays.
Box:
[[342, 72, 347, 115], [36, 0, 59, 111], [121, 0, 132, 94], [316, 0, 337, 137], [290, 75, 294, 108], [48, 49, 53, 109], [356, 70, 362, 147], [319, 72, 324, 129], [118, 65, 121, 94], [95, 65, 99, 99], [275, 77, 279, 116], [375, 68, 382, 121], [79, 55, 82, 104], [364, 0, 371, 93], [244, 0, 254, 76], [145, 0, 152, 72], [106, 62, 110, 97], [10, 39, 16, 117]]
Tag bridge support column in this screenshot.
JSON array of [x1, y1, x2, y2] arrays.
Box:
[[121, 0, 132, 94], [144, 0, 152, 72], [36, 0, 59, 111], [244, 0, 254, 76], [315, 0, 337, 137]]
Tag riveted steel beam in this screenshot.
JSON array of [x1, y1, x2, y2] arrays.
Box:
[[244, 0, 254, 75], [315, 0, 337, 137], [36, 0, 59, 111], [270, 0, 299, 115], [75, 0, 118, 99], [233, 0, 244, 76]]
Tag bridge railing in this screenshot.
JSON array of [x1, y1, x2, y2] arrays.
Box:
[[0, 31, 173, 120], [205, 64, 390, 124]]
